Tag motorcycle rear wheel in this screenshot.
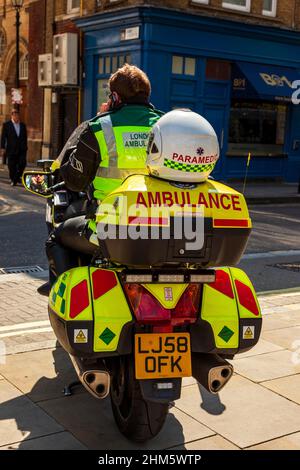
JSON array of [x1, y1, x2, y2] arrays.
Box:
[[110, 356, 169, 442]]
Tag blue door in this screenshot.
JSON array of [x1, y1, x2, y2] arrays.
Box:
[[202, 81, 231, 180]]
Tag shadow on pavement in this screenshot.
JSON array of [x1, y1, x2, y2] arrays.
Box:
[[0, 343, 185, 450], [198, 383, 226, 415]]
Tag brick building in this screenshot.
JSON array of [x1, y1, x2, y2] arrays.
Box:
[[0, 1, 29, 147], [2, 1, 300, 179], [74, 0, 300, 182]]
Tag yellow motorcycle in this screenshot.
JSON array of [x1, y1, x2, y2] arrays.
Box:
[[23, 169, 261, 442]]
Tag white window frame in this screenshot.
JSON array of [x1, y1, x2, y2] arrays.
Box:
[[67, 0, 80, 14], [222, 0, 251, 13], [262, 0, 277, 17], [191, 0, 209, 4], [19, 54, 29, 80]]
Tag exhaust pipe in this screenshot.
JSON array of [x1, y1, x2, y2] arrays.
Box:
[[70, 355, 110, 400], [192, 353, 233, 394]]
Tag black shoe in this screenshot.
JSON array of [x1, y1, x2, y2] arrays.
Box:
[[37, 281, 50, 297]]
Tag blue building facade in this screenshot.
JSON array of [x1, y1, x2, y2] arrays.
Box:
[[76, 7, 300, 182]]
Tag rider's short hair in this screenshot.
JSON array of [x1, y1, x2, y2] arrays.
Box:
[[109, 64, 151, 103]]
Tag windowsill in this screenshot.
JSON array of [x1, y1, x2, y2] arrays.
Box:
[[189, 2, 282, 24], [55, 11, 83, 22]]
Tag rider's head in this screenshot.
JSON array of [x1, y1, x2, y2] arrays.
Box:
[[146, 109, 220, 183], [108, 64, 151, 106]]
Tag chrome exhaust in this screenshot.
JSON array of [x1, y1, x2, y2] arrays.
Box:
[[192, 353, 233, 394], [70, 355, 110, 399]]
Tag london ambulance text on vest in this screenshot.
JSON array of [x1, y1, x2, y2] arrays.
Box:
[[123, 132, 149, 148]]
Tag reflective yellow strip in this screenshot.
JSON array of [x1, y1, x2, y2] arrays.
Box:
[[99, 115, 118, 167]]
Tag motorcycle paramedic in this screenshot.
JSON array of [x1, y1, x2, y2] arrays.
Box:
[[44, 64, 164, 292]]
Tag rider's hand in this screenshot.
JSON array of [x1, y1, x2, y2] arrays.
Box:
[[98, 100, 112, 115]]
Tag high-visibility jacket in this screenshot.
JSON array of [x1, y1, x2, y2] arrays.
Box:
[[89, 104, 164, 202]]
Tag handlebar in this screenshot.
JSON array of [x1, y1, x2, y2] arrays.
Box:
[[46, 182, 66, 195]]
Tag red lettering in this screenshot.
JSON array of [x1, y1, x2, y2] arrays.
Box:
[[148, 192, 161, 206], [172, 153, 178, 160], [205, 156, 210, 163], [232, 195, 242, 211], [162, 192, 174, 207], [136, 192, 147, 207], [178, 155, 184, 162], [185, 156, 191, 163], [220, 194, 231, 210], [197, 193, 209, 208], [174, 192, 186, 207], [208, 193, 220, 209], [191, 157, 198, 164]]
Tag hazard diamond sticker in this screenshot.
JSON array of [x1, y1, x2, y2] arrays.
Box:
[[218, 326, 234, 343], [74, 329, 88, 344], [99, 328, 116, 345], [243, 326, 255, 340]]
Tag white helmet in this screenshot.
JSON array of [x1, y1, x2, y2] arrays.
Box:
[[147, 109, 219, 183]]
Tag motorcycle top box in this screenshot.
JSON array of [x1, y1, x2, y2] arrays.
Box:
[[95, 174, 252, 268]]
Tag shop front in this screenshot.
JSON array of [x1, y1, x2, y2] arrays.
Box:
[[76, 6, 300, 182]]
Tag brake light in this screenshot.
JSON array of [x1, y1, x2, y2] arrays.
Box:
[[70, 280, 89, 319], [124, 284, 171, 324], [209, 269, 234, 299], [171, 284, 201, 325], [235, 280, 260, 316], [124, 283, 201, 328]]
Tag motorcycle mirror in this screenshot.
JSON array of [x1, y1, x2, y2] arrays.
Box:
[[22, 171, 52, 198]]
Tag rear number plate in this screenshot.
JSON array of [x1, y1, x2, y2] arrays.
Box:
[[135, 333, 192, 380]]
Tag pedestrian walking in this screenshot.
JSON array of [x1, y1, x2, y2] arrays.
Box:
[[0, 109, 28, 186]]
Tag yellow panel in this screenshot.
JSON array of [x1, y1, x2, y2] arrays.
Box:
[[229, 267, 262, 319], [90, 268, 132, 352], [201, 268, 239, 349], [97, 175, 251, 226], [49, 268, 93, 321]]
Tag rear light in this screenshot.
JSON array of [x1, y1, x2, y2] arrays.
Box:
[[209, 269, 234, 299], [190, 273, 215, 283], [171, 284, 201, 325], [124, 284, 171, 324], [125, 274, 153, 283], [235, 280, 260, 316], [158, 274, 185, 283], [124, 283, 201, 327], [70, 280, 90, 319]]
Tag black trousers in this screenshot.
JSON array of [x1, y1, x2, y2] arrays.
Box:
[[46, 216, 100, 284], [7, 153, 27, 184]]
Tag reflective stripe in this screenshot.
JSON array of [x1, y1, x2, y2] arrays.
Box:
[[99, 115, 118, 167], [96, 167, 147, 180]]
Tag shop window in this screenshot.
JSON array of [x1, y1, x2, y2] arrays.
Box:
[[19, 54, 29, 80], [67, 0, 80, 14], [222, 0, 251, 12], [172, 56, 196, 76], [0, 29, 6, 57], [206, 59, 231, 80], [98, 54, 131, 75], [228, 101, 287, 157], [262, 0, 277, 17]]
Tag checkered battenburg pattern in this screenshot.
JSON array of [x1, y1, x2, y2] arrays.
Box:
[[51, 273, 68, 315], [164, 159, 215, 173]]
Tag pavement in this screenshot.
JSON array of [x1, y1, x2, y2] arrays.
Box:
[[1, 271, 300, 450]]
